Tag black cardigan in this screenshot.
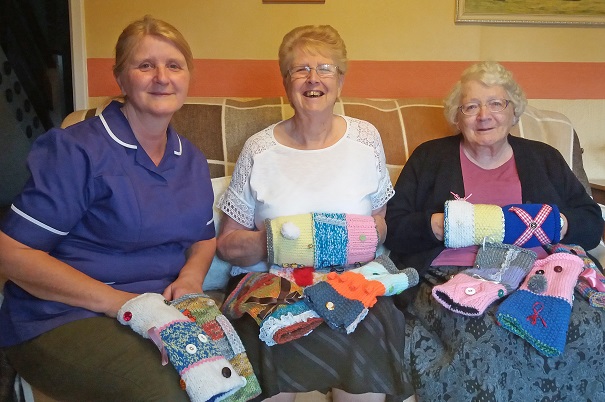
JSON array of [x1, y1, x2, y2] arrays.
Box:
[[385, 134, 604, 275]]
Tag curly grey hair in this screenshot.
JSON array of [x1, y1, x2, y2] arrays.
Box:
[[443, 61, 527, 127]]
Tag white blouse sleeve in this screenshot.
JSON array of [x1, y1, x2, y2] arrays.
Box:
[[217, 126, 277, 229], [349, 118, 395, 210]]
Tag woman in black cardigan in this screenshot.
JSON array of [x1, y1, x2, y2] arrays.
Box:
[[386, 61, 604, 401]]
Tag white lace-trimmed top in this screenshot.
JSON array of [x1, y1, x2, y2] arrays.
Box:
[[217, 116, 394, 272]]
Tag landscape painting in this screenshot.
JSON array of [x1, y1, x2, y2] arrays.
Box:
[[456, 0, 605, 25]]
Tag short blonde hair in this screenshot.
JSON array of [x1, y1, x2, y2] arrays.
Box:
[[113, 15, 193, 78], [278, 25, 347, 78], [443, 61, 527, 126]]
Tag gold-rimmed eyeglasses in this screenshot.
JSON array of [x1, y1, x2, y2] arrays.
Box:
[[459, 99, 511, 116], [288, 64, 340, 79]]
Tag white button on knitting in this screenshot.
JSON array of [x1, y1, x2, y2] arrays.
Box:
[[186, 344, 197, 354], [465, 287, 476, 295], [198, 334, 208, 343]]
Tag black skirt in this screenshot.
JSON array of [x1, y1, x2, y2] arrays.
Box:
[[227, 274, 414, 400]]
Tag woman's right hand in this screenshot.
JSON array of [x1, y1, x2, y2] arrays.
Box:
[[216, 216, 268, 267], [431, 213, 445, 241]]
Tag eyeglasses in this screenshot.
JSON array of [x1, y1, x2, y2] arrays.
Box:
[[459, 99, 511, 116], [288, 64, 340, 79]]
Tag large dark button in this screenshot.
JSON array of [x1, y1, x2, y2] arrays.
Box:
[[554, 265, 563, 273], [222, 367, 232, 378]]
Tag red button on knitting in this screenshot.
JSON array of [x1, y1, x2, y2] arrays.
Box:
[[554, 265, 563, 273], [123, 311, 132, 321]]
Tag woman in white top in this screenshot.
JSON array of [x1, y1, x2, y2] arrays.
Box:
[[217, 25, 412, 402]]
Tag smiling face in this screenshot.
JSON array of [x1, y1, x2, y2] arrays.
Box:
[[457, 80, 516, 151], [116, 35, 190, 119], [284, 46, 344, 116]]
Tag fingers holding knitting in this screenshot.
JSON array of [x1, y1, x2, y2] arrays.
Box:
[[431, 213, 445, 241]]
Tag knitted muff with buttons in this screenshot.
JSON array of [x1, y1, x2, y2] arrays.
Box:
[[266, 212, 379, 269], [117, 293, 247, 401], [304, 255, 418, 333], [496, 253, 584, 357], [432, 243, 537, 316], [546, 243, 605, 308], [171, 293, 261, 401]]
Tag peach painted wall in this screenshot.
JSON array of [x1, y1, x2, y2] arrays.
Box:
[[79, 0, 605, 180]]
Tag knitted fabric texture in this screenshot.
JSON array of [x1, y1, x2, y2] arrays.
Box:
[[546, 243, 605, 308], [221, 273, 304, 325], [117, 293, 246, 401], [496, 253, 584, 357], [473, 204, 505, 245], [171, 294, 261, 401], [503, 203, 561, 247], [258, 300, 323, 346], [345, 213, 379, 265], [304, 281, 368, 334], [265, 212, 378, 269], [313, 213, 349, 268], [444, 200, 505, 247], [432, 243, 537, 316], [266, 214, 315, 267]]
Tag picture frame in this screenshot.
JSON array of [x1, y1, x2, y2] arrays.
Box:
[[455, 0, 605, 26], [263, 0, 324, 3]]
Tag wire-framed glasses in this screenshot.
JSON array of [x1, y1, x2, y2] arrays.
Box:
[[288, 64, 340, 79], [459, 99, 511, 116]]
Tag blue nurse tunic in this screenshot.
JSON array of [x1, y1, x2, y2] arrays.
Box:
[[0, 101, 215, 347]]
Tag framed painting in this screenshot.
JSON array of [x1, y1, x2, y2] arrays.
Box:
[[456, 0, 605, 25], [263, 0, 324, 3]]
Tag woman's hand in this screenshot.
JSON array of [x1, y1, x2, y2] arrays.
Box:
[[217, 216, 267, 267], [372, 205, 387, 244], [431, 213, 445, 241], [163, 238, 216, 301], [560, 213, 568, 239]]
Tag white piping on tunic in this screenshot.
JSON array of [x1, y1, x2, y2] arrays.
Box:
[[99, 113, 137, 149], [10, 205, 69, 235]]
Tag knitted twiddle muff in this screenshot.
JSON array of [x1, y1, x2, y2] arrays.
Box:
[[304, 255, 419, 333], [546, 243, 605, 309], [221, 273, 323, 346], [117, 293, 247, 401], [444, 200, 561, 248], [432, 242, 537, 316], [496, 253, 584, 357], [444, 200, 504, 248], [171, 294, 261, 401], [266, 212, 378, 269]]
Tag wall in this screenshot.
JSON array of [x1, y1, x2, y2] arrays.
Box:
[[78, 0, 605, 181]]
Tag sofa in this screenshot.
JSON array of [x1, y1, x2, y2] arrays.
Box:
[[2, 96, 604, 401]]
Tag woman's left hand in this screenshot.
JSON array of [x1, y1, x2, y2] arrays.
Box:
[[372, 205, 387, 244], [560, 213, 568, 239]]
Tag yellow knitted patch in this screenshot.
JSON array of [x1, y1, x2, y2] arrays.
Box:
[[474, 204, 505, 244], [268, 213, 315, 267]]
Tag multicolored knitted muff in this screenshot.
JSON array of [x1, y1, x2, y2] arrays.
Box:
[[117, 293, 248, 401], [171, 294, 262, 401], [443, 200, 561, 248], [266, 212, 378, 269], [496, 253, 583, 357]]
